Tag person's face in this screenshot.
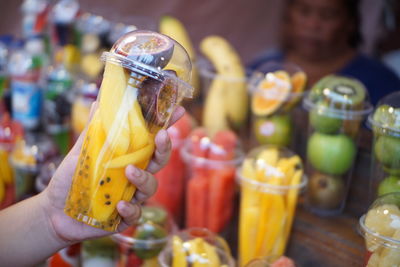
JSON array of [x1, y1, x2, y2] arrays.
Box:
[[286, 0, 354, 60]]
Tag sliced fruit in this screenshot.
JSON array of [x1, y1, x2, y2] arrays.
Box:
[[139, 206, 168, 226], [251, 71, 291, 116], [128, 99, 151, 151], [186, 238, 207, 267], [378, 229, 400, 267], [107, 141, 154, 169], [209, 130, 237, 161], [202, 240, 221, 267], [172, 236, 187, 267], [365, 204, 400, 237], [283, 71, 307, 110], [322, 76, 366, 106], [98, 61, 130, 156]]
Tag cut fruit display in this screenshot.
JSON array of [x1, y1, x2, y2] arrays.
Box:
[[238, 146, 304, 266]]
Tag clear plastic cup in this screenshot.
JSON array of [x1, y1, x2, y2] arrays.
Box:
[[64, 30, 194, 231], [248, 61, 307, 150], [180, 128, 244, 233], [237, 145, 307, 266], [303, 75, 373, 215], [10, 133, 58, 200], [158, 227, 235, 267], [112, 205, 176, 267], [198, 57, 248, 136], [358, 192, 400, 266], [367, 92, 400, 199]]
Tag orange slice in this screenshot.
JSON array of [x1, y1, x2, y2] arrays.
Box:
[[251, 71, 291, 116], [284, 71, 307, 111]]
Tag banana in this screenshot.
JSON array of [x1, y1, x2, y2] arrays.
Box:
[[200, 35, 248, 131], [202, 77, 229, 135], [159, 15, 200, 94]]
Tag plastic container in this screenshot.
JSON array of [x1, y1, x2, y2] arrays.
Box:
[[358, 192, 400, 266], [71, 80, 99, 138], [158, 227, 235, 267], [249, 61, 307, 149], [150, 113, 195, 225], [181, 128, 243, 233], [303, 75, 372, 216], [64, 30, 194, 231], [112, 205, 176, 267], [8, 46, 44, 130], [0, 113, 23, 209], [367, 92, 400, 199], [82, 237, 118, 267], [237, 145, 306, 266], [50, 0, 80, 47], [21, 0, 50, 38], [10, 133, 58, 200]]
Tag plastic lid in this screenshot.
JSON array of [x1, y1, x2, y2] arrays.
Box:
[[112, 205, 176, 259], [180, 128, 244, 168], [236, 145, 307, 195], [158, 228, 235, 267], [303, 75, 373, 120], [359, 192, 400, 250], [367, 91, 400, 137], [102, 30, 193, 99]]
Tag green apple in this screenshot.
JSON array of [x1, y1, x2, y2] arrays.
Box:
[[378, 176, 400, 196], [309, 105, 342, 134], [307, 132, 356, 175], [253, 114, 292, 147], [374, 135, 400, 170]]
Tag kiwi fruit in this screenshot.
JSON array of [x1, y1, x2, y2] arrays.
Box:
[[139, 206, 168, 226], [308, 172, 345, 209], [323, 76, 366, 107], [132, 222, 168, 259]]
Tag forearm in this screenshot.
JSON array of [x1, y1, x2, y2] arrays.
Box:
[[0, 193, 69, 266]]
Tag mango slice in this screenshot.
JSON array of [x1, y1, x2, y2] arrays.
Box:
[[172, 236, 187, 267], [98, 62, 130, 156], [107, 142, 154, 169]]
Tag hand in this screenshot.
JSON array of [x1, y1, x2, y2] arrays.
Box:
[[40, 104, 185, 245]]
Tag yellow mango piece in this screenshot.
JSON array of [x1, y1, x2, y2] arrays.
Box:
[[239, 205, 259, 267], [90, 167, 127, 222], [99, 61, 130, 156], [0, 150, 13, 185], [202, 240, 221, 267], [107, 142, 155, 169], [129, 100, 151, 151], [172, 236, 187, 267], [186, 238, 208, 267]]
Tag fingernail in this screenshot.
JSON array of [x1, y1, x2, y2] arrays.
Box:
[[127, 165, 141, 177]]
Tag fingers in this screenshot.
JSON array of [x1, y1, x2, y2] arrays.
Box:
[[167, 106, 185, 128], [146, 130, 172, 174], [116, 201, 141, 231], [126, 165, 158, 203]]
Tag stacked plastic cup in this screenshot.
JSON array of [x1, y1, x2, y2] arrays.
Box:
[[249, 61, 307, 150], [303, 75, 372, 215], [158, 227, 235, 267], [64, 30, 194, 232], [358, 192, 400, 266], [368, 92, 400, 199]]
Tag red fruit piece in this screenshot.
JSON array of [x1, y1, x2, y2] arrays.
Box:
[[209, 130, 238, 161], [186, 174, 209, 228]]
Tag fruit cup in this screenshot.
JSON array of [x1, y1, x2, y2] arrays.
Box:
[[367, 92, 400, 199], [150, 113, 195, 225], [237, 145, 307, 266], [303, 75, 372, 216], [64, 30, 194, 231], [249, 61, 307, 150], [358, 192, 400, 266], [112, 205, 176, 267], [0, 114, 23, 209], [181, 128, 244, 233], [10, 133, 58, 201], [158, 227, 235, 267], [82, 236, 118, 266]]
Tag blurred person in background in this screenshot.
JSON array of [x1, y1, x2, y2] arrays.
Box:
[[249, 0, 400, 104]]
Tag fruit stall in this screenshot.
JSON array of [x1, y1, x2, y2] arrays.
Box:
[[1, 0, 400, 267]]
